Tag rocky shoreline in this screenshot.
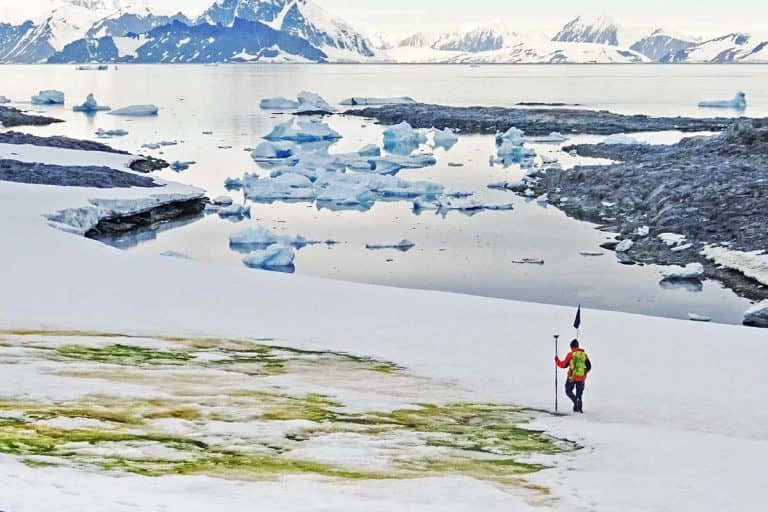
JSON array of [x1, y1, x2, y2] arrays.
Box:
[[525, 123, 768, 304], [0, 106, 62, 128], [85, 198, 207, 240], [346, 103, 767, 136]]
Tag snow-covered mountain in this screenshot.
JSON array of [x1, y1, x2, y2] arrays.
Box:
[[629, 29, 698, 62], [431, 23, 520, 53], [662, 32, 768, 63], [552, 16, 620, 46]]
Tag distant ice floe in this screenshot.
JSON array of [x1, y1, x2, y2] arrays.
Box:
[[73, 93, 110, 113], [602, 134, 646, 145], [340, 97, 417, 106], [31, 90, 64, 105], [109, 104, 159, 116], [528, 132, 569, 143], [95, 128, 128, 138], [260, 96, 300, 110], [142, 140, 179, 150], [698, 92, 747, 110], [264, 118, 341, 142], [365, 239, 415, 251]]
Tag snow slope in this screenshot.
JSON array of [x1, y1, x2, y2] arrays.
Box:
[[0, 143, 765, 510]]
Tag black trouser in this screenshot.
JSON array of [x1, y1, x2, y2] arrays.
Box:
[[565, 379, 585, 406]]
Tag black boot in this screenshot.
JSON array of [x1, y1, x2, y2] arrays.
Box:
[[572, 402, 579, 412], [576, 398, 583, 413]]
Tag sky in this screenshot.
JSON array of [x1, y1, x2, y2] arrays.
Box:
[[1, 0, 766, 37]]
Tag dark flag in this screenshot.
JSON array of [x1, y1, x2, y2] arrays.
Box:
[[574, 305, 582, 330]]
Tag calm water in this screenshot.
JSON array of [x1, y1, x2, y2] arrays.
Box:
[[2, 64, 767, 325]]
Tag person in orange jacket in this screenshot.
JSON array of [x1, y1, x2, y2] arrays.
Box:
[[555, 339, 592, 413]]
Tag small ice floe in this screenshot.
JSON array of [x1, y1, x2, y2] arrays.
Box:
[[31, 90, 64, 105], [698, 92, 746, 110], [615, 239, 634, 253], [160, 251, 189, 259], [296, 91, 335, 114], [438, 198, 514, 212], [744, 301, 768, 328], [661, 263, 705, 281], [264, 118, 341, 142], [0, 95, 10, 103], [95, 128, 128, 138], [218, 204, 251, 218], [242, 244, 296, 272], [212, 195, 233, 206], [72, 93, 110, 113], [429, 127, 459, 150], [383, 122, 427, 153], [224, 177, 243, 190], [317, 183, 376, 206], [636, 225, 650, 237], [260, 96, 300, 110], [142, 140, 179, 150], [580, 250, 605, 257], [109, 104, 159, 116], [170, 160, 196, 172], [529, 132, 569, 143], [493, 127, 536, 166], [603, 134, 645, 145], [244, 173, 317, 201], [688, 313, 712, 323], [365, 239, 415, 251], [250, 140, 299, 164], [512, 258, 544, 265], [496, 126, 525, 146], [340, 97, 416, 106], [230, 226, 309, 248]]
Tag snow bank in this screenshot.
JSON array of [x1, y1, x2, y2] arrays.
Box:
[[109, 105, 159, 116], [698, 92, 747, 109], [702, 246, 768, 286], [30, 90, 64, 105], [72, 93, 110, 113]]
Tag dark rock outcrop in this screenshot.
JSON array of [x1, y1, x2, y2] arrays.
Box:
[[0, 106, 63, 128], [0, 131, 128, 153], [0, 159, 160, 188]]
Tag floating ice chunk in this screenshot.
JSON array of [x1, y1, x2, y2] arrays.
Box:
[[615, 239, 634, 253], [580, 250, 605, 257], [365, 239, 415, 251], [688, 313, 712, 322], [383, 122, 427, 153], [0, 95, 10, 103], [495, 127, 525, 146], [529, 132, 569, 143], [225, 177, 243, 190], [260, 96, 299, 110], [317, 183, 376, 205], [264, 118, 341, 142], [439, 198, 513, 212], [95, 128, 128, 138], [250, 140, 299, 163], [661, 263, 705, 281], [698, 92, 746, 110], [296, 91, 335, 114], [170, 160, 195, 171], [212, 196, 233, 206], [72, 93, 110, 113], [340, 97, 416, 106], [357, 144, 381, 157], [369, 153, 437, 174], [496, 141, 536, 163], [242, 244, 295, 271], [161, 251, 189, 259], [603, 134, 645, 145], [429, 127, 459, 149], [243, 173, 317, 201], [109, 104, 159, 116], [230, 226, 308, 248], [744, 301, 768, 328], [31, 90, 64, 105], [637, 225, 650, 237], [218, 204, 250, 218]]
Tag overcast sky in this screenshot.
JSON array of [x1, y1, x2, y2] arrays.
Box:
[[2, 0, 766, 36]]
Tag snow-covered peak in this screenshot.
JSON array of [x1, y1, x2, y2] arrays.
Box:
[[553, 15, 620, 46], [432, 22, 521, 52]]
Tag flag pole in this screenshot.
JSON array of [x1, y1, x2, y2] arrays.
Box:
[[553, 334, 560, 413]]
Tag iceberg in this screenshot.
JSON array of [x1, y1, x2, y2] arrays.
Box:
[[109, 105, 159, 116], [218, 204, 250, 218], [30, 90, 64, 105], [365, 239, 415, 251], [72, 93, 110, 113], [661, 263, 705, 281], [250, 141, 299, 165], [495, 127, 525, 146], [264, 118, 341, 142], [603, 134, 645, 145], [383, 122, 427, 153], [95, 128, 128, 138], [230, 226, 308, 248], [744, 301, 768, 328], [224, 177, 243, 190], [260, 96, 299, 110], [296, 91, 335, 114], [340, 97, 417, 106], [698, 92, 747, 110], [242, 244, 295, 271], [429, 127, 459, 149], [212, 196, 233, 206], [243, 173, 317, 201]]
